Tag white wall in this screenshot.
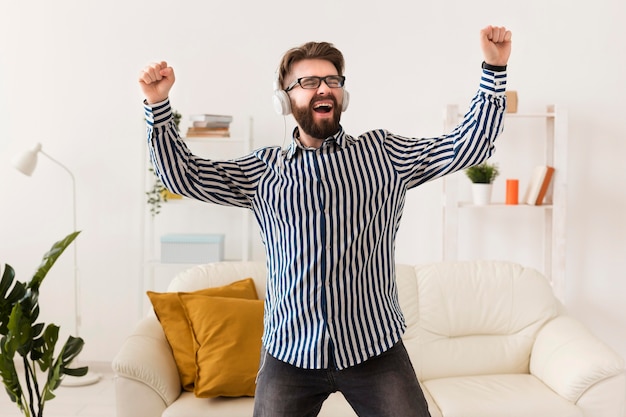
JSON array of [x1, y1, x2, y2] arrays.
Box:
[[1, 0, 625, 370]]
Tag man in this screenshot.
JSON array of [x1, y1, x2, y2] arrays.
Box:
[[139, 25, 512, 417]]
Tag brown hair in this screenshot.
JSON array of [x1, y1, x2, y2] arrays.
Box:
[[277, 42, 345, 89]]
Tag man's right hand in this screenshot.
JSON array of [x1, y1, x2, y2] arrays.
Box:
[[139, 61, 175, 104], [479, 26, 512, 67]]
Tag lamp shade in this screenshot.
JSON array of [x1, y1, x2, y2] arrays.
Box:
[[12, 143, 43, 176]]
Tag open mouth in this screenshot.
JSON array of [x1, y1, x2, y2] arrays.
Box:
[[313, 102, 333, 114]]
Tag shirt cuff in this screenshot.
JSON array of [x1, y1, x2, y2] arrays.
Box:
[[479, 67, 507, 96], [143, 98, 171, 127]]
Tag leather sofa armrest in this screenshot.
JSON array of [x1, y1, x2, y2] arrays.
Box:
[[530, 315, 625, 403], [112, 316, 182, 415]]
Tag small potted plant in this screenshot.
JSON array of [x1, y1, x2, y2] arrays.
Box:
[[465, 162, 499, 205]]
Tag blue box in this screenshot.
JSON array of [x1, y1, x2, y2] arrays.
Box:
[[160, 234, 224, 264]]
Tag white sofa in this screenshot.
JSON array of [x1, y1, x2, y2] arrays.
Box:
[[113, 261, 626, 417]]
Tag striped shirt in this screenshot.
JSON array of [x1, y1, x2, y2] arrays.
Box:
[[145, 67, 507, 370]]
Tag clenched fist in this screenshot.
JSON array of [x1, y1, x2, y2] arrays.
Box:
[[139, 61, 176, 104], [480, 26, 512, 67]]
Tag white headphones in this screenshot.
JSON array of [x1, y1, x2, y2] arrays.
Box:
[[272, 73, 350, 115]]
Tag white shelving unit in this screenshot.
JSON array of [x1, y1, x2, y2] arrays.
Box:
[[140, 118, 254, 313], [442, 105, 567, 301]]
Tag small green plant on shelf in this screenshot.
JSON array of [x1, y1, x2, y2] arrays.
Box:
[[0, 232, 88, 417], [465, 162, 500, 184], [146, 167, 169, 217], [145, 110, 182, 217], [171, 110, 182, 134]]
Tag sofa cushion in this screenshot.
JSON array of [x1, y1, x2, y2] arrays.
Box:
[[179, 295, 264, 398], [147, 278, 258, 391], [162, 393, 256, 417], [162, 391, 360, 417], [401, 261, 558, 380], [424, 374, 582, 417], [168, 262, 268, 296]]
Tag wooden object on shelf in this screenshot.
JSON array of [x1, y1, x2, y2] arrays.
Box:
[[524, 166, 555, 206], [185, 127, 230, 138], [505, 91, 518, 113], [187, 114, 233, 137]]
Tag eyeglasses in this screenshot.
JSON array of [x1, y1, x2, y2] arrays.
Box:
[[284, 75, 346, 92]]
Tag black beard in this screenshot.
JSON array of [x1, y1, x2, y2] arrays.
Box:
[[292, 96, 342, 140]]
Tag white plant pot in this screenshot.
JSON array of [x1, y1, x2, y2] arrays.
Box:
[[471, 183, 493, 205]]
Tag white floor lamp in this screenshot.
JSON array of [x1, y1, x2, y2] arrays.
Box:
[[12, 143, 101, 387]]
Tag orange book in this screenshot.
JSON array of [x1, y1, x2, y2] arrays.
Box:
[[524, 166, 555, 205]]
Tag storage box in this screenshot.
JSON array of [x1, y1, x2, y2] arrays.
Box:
[[505, 90, 518, 113], [160, 234, 224, 264]]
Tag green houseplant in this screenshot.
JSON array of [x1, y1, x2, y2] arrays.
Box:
[[0, 232, 87, 417], [464, 162, 500, 184], [465, 162, 499, 205]]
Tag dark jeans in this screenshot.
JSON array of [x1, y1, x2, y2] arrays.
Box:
[[253, 340, 431, 417]]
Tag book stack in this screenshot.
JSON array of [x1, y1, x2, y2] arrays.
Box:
[[186, 114, 233, 138], [523, 165, 555, 205]]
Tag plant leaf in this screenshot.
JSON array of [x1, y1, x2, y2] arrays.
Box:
[[47, 335, 86, 392], [61, 335, 86, 368], [0, 264, 15, 297], [44, 389, 56, 402], [29, 231, 80, 292], [0, 335, 24, 410], [465, 162, 499, 184], [29, 322, 45, 363], [37, 324, 59, 372], [6, 304, 32, 356], [0, 264, 26, 336]]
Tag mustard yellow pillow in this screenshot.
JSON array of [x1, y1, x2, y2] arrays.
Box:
[[179, 294, 264, 398], [146, 278, 258, 391]]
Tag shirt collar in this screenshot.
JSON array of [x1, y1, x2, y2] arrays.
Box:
[[285, 126, 346, 160]]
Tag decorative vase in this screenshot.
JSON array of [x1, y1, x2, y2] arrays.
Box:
[[471, 183, 492, 205]]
